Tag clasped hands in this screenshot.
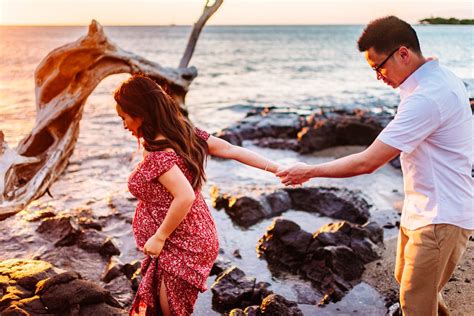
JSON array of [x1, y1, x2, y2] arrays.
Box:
[[275, 162, 312, 186]]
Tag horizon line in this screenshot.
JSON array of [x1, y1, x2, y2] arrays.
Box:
[[0, 22, 439, 27]]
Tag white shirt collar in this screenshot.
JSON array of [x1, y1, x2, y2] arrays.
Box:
[[399, 59, 439, 95]]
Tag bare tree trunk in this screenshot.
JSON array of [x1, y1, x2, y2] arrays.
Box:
[[0, 1, 223, 219], [179, 0, 224, 68]]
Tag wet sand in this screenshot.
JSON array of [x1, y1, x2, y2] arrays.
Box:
[[362, 235, 474, 315]]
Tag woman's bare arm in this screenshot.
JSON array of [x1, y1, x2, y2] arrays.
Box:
[[153, 165, 196, 240], [207, 135, 280, 173]]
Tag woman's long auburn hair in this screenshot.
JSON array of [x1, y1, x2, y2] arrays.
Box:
[[114, 74, 208, 189]]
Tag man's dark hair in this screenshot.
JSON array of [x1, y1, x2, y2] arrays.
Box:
[[357, 16, 422, 55]]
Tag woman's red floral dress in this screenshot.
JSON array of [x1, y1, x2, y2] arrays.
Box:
[[128, 129, 219, 316]]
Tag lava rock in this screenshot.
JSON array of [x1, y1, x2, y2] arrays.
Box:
[[298, 108, 392, 153], [36, 216, 81, 247], [210, 256, 233, 276], [36, 272, 122, 313], [257, 218, 383, 304], [217, 107, 394, 154], [217, 111, 304, 145], [262, 191, 292, 215], [284, 187, 371, 224], [259, 294, 303, 315], [257, 219, 312, 271], [0, 259, 127, 315], [103, 275, 134, 310], [101, 258, 124, 283], [0, 259, 57, 292], [211, 266, 272, 313], [120, 260, 141, 280], [224, 196, 267, 228], [214, 186, 371, 228], [76, 229, 120, 257]]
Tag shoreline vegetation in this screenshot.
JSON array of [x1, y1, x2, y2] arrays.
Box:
[[419, 17, 474, 25]]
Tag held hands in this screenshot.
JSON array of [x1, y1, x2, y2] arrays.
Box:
[[143, 233, 166, 259], [275, 162, 312, 186]]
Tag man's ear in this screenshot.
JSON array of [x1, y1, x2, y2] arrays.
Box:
[[399, 46, 411, 64]]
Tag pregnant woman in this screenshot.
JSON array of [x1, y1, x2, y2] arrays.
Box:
[[114, 75, 280, 316]]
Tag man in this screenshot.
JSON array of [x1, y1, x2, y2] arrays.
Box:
[[277, 16, 473, 315]]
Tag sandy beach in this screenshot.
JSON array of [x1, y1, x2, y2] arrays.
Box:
[[362, 234, 474, 315]]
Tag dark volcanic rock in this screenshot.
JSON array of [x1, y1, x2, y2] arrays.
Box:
[[72, 207, 103, 231], [216, 110, 304, 146], [210, 256, 233, 276], [299, 108, 391, 153], [259, 294, 303, 315], [262, 191, 292, 215], [211, 266, 272, 313], [257, 218, 382, 304], [36, 272, 122, 312], [0, 259, 127, 315], [216, 106, 393, 154], [102, 258, 124, 283], [120, 260, 141, 280], [224, 196, 267, 228], [103, 275, 135, 309], [0, 259, 57, 292], [313, 245, 365, 281], [362, 221, 385, 245], [228, 294, 303, 316], [257, 219, 312, 271], [284, 187, 371, 224], [77, 302, 128, 315], [36, 216, 81, 246], [77, 229, 121, 257], [254, 137, 301, 151], [212, 186, 370, 228]]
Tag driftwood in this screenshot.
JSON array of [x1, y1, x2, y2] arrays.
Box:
[[0, 0, 224, 220], [180, 0, 224, 68]]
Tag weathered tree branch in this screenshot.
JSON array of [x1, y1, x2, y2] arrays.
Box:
[[0, 0, 224, 219], [179, 0, 224, 68]]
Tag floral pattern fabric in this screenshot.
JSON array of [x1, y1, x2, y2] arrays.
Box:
[[128, 128, 219, 316]]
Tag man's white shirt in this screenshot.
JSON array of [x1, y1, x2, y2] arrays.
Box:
[[378, 59, 473, 230]]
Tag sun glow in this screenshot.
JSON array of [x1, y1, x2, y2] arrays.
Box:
[[1, 0, 472, 26]]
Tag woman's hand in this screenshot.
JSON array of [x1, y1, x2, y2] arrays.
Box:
[[143, 234, 166, 258], [276, 162, 312, 186]]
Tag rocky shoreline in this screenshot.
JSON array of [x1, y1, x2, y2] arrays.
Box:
[[1, 105, 472, 315]]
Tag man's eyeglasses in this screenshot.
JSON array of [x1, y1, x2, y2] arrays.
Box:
[[372, 47, 400, 76]]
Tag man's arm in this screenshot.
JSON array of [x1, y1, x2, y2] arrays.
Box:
[[276, 139, 400, 185]]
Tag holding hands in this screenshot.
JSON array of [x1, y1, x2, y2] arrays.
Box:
[[275, 162, 312, 186]]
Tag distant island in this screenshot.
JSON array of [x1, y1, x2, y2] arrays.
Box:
[[419, 17, 474, 25]]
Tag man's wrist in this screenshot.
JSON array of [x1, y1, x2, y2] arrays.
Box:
[[305, 164, 316, 178]]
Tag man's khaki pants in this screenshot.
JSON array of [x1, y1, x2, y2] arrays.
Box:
[[395, 224, 472, 316]]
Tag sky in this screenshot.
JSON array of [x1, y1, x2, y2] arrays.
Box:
[[0, 0, 472, 26]]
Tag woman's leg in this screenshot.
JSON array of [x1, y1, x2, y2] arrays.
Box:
[[159, 278, 171, 316]]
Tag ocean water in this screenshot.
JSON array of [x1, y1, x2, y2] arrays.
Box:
[[0, 25, 472, 314], [0, 25, 473, 145]]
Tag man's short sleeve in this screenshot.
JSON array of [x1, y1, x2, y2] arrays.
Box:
[[377, 95, 441, 154]]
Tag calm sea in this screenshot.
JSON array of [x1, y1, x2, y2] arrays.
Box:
[[0, 25, 473, 146]]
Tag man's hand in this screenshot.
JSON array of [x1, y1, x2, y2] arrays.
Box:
[[276, 162, 312, 186]]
